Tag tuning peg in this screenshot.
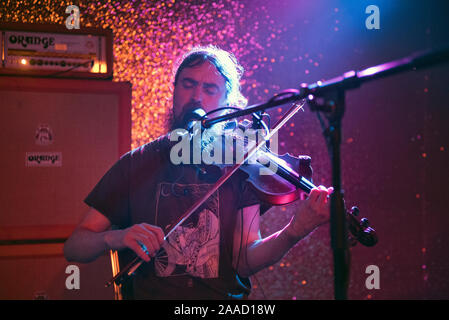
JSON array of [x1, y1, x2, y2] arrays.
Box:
[[360, 218, 370, 228], [350, 206, 359, 216]]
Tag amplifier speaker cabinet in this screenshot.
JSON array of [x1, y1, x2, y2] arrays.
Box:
[[0, 76, 131, 299]]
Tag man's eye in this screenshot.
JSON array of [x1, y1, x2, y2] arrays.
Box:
[[182, 80, 195, 88], [204, 86, 218, 95]]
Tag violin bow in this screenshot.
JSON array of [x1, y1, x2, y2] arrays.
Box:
[[105, 99, 306, 287]]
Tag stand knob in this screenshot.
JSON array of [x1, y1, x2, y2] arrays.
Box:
[[350, 206, 359, 216], [360, 218, 370, 228]]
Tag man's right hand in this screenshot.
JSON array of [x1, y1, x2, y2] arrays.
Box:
[[106, 223, 165, 262]]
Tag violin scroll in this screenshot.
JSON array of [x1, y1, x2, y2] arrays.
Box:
[[347, 206, 378, 247]]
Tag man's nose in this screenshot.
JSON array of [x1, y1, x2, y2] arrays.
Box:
[[192, 85, 203, 102]]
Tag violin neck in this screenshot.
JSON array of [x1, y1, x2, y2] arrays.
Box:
[[288, 174, 315, 194], [266, 159, 316, 194]]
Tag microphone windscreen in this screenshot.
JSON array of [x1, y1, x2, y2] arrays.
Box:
[[183, 108, 206, 132]]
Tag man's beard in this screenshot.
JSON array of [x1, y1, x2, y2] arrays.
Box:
[[195, 120, 227, 155], [169, 103, 228, 160], [168, 101, 203, 131]]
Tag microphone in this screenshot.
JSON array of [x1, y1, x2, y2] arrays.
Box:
[[182, 108, 206, 133]]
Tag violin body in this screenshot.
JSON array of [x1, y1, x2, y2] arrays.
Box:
[[238, 153, 312, 206]]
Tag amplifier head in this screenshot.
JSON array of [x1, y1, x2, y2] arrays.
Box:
[[0, 22, 113, 79]]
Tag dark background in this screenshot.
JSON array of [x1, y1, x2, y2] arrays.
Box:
[[1, 0, 448, 299]]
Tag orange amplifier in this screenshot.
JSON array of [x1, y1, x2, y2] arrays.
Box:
[[0, 23, 113, 79]]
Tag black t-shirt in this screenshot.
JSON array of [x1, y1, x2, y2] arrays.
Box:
[[85, 134, 261, 299]]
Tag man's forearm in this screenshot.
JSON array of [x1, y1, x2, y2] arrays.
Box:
[[237, 222, 316, 278], [63, 227, 121, 263]]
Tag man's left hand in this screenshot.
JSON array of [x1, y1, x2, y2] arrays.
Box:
[[285, 185, 334, 240]]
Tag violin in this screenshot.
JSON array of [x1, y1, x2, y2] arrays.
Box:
[[105, 102, 377, 287], [238, 146, 377, 248], [223, 118, 377, 247]]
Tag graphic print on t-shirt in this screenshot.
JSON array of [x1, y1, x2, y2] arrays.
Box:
[[154, 182, 220, 279]]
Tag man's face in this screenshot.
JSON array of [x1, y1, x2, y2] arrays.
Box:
[[172, 60, 227, 129]]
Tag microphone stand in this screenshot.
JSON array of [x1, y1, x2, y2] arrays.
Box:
[[106, 46, 449, 295], [202, 45, 449, 300], [203, 45, 449, 129]]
